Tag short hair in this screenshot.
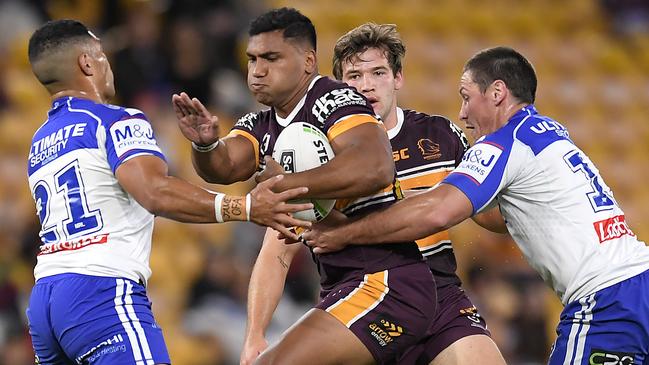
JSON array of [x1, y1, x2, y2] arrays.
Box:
[[28, 19, 94, 64], [332, 23, 406, 80], [249, 7, 317, 51], [463, 47, 537, 104]]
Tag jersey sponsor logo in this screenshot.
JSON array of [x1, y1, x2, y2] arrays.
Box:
[[417, 139, 441, 160], [593, 215, 635, 243], [235, 112, 258, 132], [530, 119, 569, 138], [453, 142, 503, 184], [392, 148, 410, 162], [448, 121, 470, 151], [589, 348, 635, 365], [109, 118, 160, 158], [29, 123, 87, 167], [38, 233, 109, 255], [311, 88, 366, 125]]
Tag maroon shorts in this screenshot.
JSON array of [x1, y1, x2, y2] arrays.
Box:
[[316, 262, 437, 364], [397, 284, 491, 364]]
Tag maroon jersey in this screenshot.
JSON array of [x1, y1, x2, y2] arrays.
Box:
[[229, 76, 422, 291], [389, 108, 469, 287]]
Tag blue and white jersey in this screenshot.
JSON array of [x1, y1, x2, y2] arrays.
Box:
[[27, 96, 166, 284], [443, 105, 649, 304]]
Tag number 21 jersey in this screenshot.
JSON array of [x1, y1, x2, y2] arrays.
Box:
[[27, 97, 166, 284]]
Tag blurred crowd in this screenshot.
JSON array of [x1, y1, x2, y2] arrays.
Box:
[[1, 0, 648, 364]]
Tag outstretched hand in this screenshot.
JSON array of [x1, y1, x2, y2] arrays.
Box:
[[302, 210, 349, 254], [249, 175, 312, 240], [172, 92, 220, 146]]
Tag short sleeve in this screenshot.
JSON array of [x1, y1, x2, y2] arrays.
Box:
[[104, 109, 166, 173], [442, 140, 510, 214], [309, 86, 380, 140]]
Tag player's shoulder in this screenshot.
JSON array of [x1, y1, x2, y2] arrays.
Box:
[[233, 109, 270, 132], [307, 76, 370, 125], [403, 108, 468, 146], [402, 109, 452, 126], [510, 105, 570, 154]]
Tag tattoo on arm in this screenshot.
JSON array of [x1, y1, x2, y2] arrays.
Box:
[[276, 255, 289, 270]]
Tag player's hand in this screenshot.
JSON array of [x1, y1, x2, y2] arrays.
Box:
[[240, 334, 268, 365], [250, 175, 312, 239], [302, 212, 349, 254], [172, 92, 220, 146], [255, 156, 285, 185]]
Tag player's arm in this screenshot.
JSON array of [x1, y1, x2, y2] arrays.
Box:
[[303, 183, 473, 254], [115, 155, 311, 236], [258, 120, 394, 199], [472, 206, 508, 234], [241, 228, 302, 365], [173, 92, 257, 184]]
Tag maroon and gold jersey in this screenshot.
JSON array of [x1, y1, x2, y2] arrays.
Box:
[[389, 108, 469, 287], [229, 76, 422, 291]]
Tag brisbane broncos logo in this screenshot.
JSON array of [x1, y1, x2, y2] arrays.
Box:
[[417, 139, 441, 160]]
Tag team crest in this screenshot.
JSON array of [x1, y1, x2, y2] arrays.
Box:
[[417, 139, 442, 160]]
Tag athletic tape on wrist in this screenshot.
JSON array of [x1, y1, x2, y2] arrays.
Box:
[[245, 193, 251, 221], [214, 193, 225, 223], [191, 140, 220, 152]]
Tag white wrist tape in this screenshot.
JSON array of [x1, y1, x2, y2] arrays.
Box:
[[192, 140, 220, 152], [245, 193, 252, 221], [214, 193, 226, 223]]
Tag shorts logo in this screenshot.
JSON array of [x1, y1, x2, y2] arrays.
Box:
[[76, 334, 127, 364], [589, 349, 635, 365], [279, 151, 295, 173], [453, 142, 503, 184], [593, 215, 635, 243], [367, 317, 404, 347], [311, 88, 366, 125]]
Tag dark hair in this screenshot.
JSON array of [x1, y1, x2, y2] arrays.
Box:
[[332, 23, 405, 80], [28, 19, 94, 63], [464, 47, 537, 104], [249, 7, 316, 51]]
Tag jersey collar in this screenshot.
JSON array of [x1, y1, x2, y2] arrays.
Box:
[[386, 107, 405, 140], [275, 75, 323, 127]]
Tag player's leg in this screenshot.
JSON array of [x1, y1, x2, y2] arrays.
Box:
[[549, 270, 649, 365], [259, 263, 438, 364], [429, 335, 504, 365], [27, 278, 75, 364], [256, 308, 375, 365], [398, 284, 505, 365], [46, 274, 171, 365]]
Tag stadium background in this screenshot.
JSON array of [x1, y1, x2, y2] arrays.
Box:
[[0, 0, 647, 364]]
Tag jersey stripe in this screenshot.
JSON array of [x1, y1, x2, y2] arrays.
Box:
[[326, 114, 381, 141], [227, 129, 260, 168], [399, 169, 452, 191]]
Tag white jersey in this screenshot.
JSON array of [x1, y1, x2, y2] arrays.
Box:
[[27, 96, 166, 284], [443, 105, 649, 304]]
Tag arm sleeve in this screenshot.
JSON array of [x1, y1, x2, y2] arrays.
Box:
[[104, 109, 166, 174], [442, 139, 511, 215]]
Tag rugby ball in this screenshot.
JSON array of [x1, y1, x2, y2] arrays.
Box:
[[272, 122, 335, 222]]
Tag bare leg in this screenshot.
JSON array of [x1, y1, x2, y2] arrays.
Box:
[[429, 335, 506, 365], [256, 308, 375, 365]]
